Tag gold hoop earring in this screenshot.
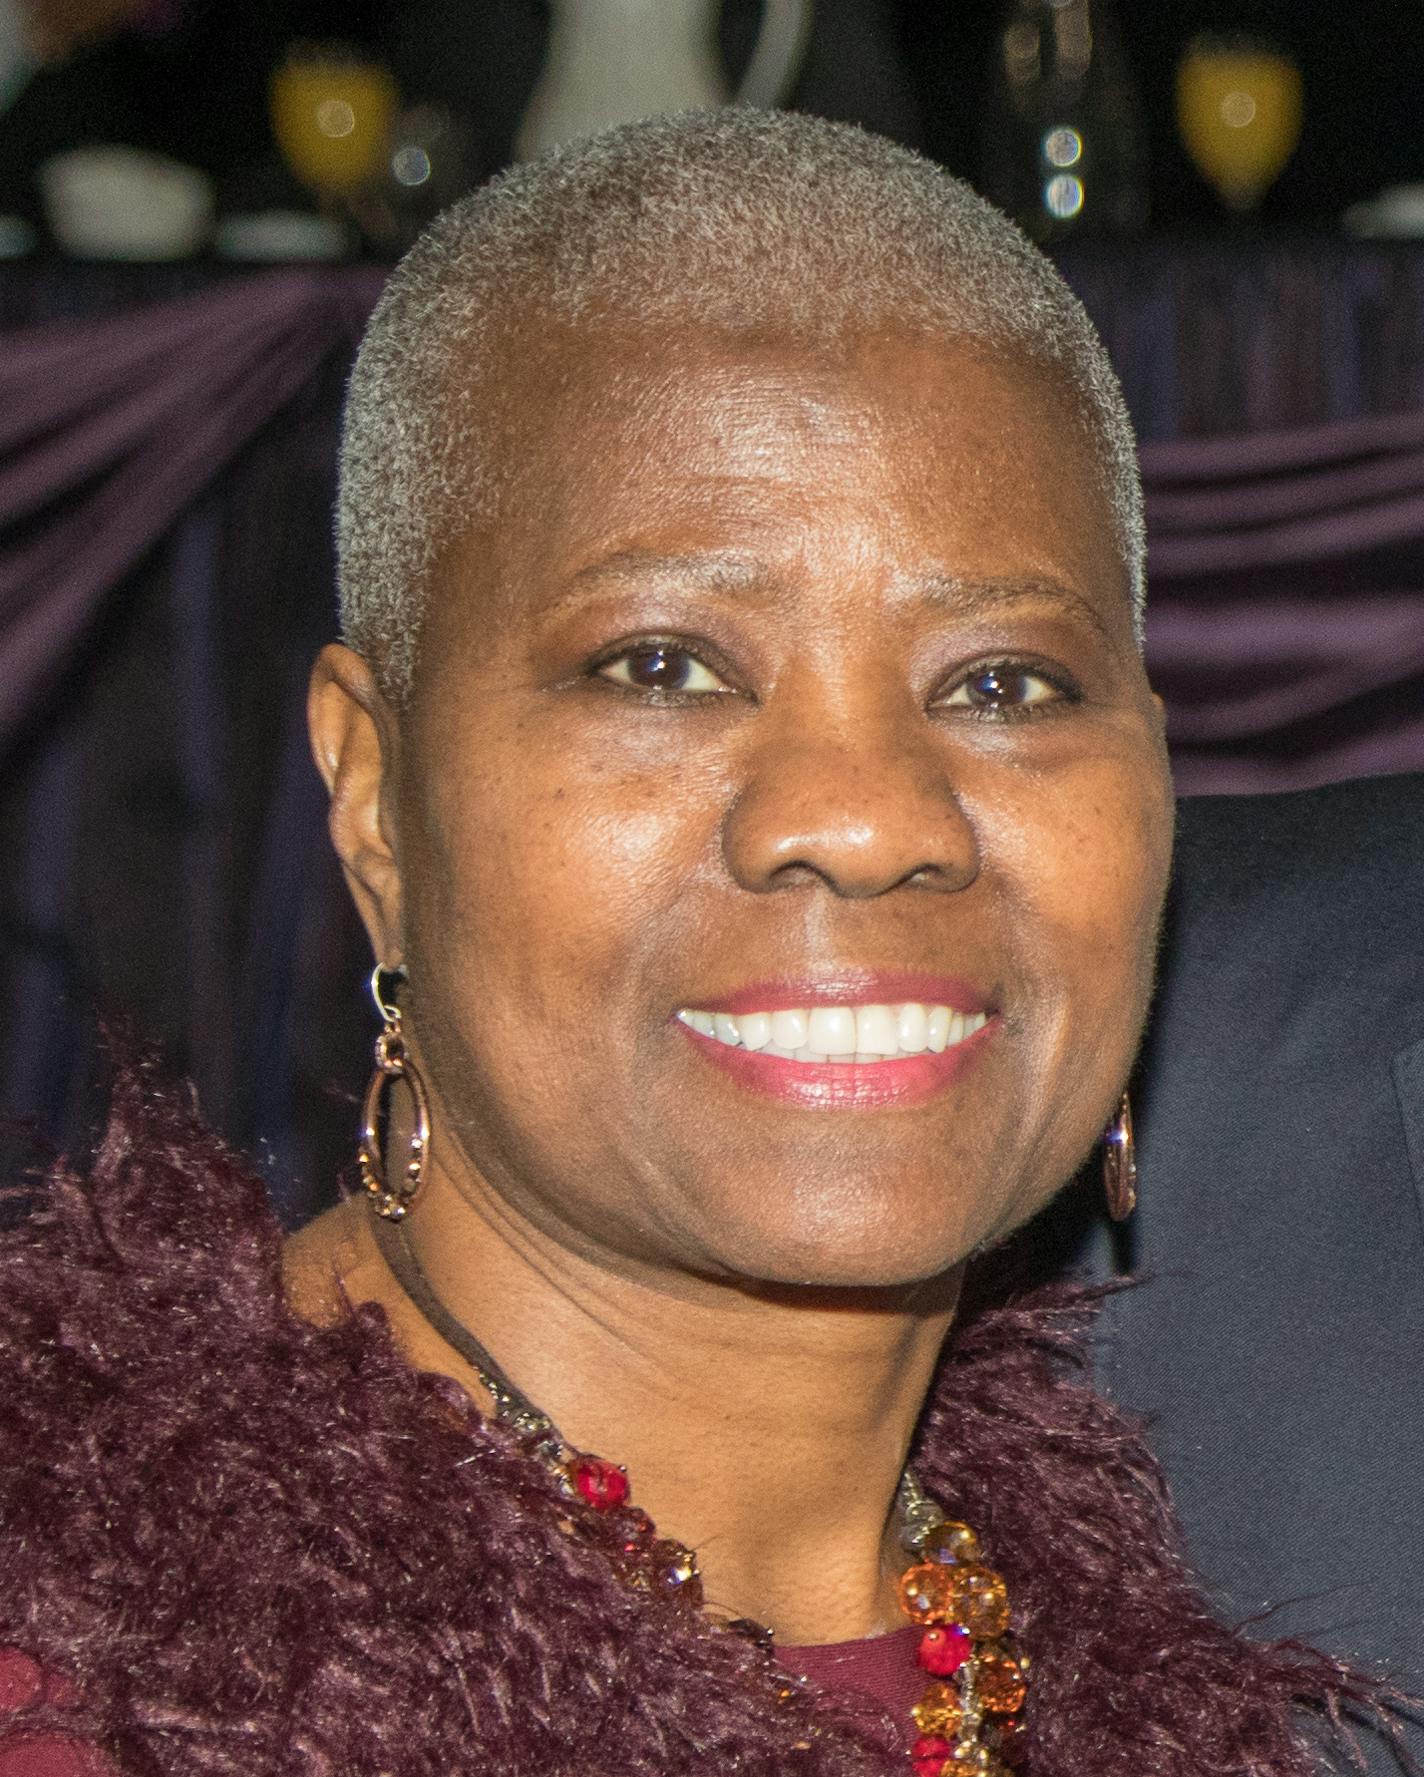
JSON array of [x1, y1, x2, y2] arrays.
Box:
[[1102, 1092, 1137, 1222], [358, 964, 431, 1222]]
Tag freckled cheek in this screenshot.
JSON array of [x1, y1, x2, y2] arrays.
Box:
[[420, 761, 710, 1004], [986, 767, 1168, 1012]]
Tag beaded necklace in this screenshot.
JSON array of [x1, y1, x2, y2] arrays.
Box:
[[373, 1217, 1028, 1777]]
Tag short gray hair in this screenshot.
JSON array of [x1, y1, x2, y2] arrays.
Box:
[[338, 108, 1144, 702]]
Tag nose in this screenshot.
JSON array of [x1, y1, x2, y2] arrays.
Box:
[[721, 703, 980, 899]]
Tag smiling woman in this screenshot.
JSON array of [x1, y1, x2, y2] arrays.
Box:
[[0, 110, 1400, 1777]]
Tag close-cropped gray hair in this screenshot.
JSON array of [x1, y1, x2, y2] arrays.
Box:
[[338, 107, 1144, 702]]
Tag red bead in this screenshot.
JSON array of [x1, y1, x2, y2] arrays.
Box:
[[911, 1735, 953, 1777], [918, 1625, 972, 1676], [571, 1456, 629, 1510]]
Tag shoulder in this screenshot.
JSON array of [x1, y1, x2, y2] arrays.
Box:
[[1170, 772, 1424, 934], [1101, 776, 1424, 1684], [1153, 773, 1424, 1102]]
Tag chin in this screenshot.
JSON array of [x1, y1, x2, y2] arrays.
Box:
[[684, 1159, 1068, 1293], [689, 1183, 1004, 1293]]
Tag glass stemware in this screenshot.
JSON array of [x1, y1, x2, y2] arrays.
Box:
[[1176, 34, 1302, 215], [270, 44, 398, 217]]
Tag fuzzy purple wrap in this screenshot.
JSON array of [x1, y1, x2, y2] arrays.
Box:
[[0, 1061, 1406, 1774]]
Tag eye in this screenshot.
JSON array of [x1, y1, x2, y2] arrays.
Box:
[[595, 644, 732, 696], [936, 663, 1069, 716]]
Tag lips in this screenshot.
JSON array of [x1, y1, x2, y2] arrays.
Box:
[[672, 974, 997, 1109]]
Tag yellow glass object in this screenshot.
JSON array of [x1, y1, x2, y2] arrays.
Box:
[[911, 1680, 965, 1738], [899, 1561, 958, 1624], [270, 49, 398, 199], [922, 1520, 982, 1566], [1176, 38, 1302, 212], [950, 1563, 1011, 1638], [977, 1647, 1028, 1715]]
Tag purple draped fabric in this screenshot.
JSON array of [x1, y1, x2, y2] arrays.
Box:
[[3, 257, 1423, 790], [1139, 408, 1424, 792], [0, 269, 382, 750], [1, 250, 1422, 1205]]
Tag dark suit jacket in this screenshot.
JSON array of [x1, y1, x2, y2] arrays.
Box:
[[1034, 775, 1424, 1736]]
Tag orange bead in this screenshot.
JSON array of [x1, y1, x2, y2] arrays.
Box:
[[899, 1561, 958, 1624], [977, 1647, 1027, 1715], [911, 1680, 964, 1738], [951, 1564, 1011, 1638], [922, 1520, 982, 1566]]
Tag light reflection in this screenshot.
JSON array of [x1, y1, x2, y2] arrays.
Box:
[[1219, 90, 1257, 127], [392, 145, 432, 186], [315, 99, 355, 139], [1043, 126, 1082, 168], [1044, 174, 1085, 219]]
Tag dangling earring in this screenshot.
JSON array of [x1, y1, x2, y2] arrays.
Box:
[[1103, 1092, 1137, 1222], [358, 964, 431, 1221]]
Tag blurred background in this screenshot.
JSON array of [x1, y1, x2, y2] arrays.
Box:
[[3, 0, 1423, 1215]]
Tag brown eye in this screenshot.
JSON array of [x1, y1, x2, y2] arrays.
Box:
[[939, 665, 1064, 713], [597, 645, 730, 695]]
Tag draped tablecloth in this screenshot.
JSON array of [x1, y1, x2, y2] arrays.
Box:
[[2, 246, 1423, 1202]]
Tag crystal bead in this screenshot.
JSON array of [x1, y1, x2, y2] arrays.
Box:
[[899, 1561, 957, 1624], [945, 1753, 1002, 1777], [653, 1538, 703, 1607], [911, 1681, 964, 1737], [922, 1520, 982, 1566], [951, 1565, 1011, 1638], [976, 1647, 1026, 1715], [571, 1456, 629, 1510]]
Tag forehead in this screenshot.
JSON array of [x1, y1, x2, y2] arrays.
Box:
[[441, 321, 1126, 628]]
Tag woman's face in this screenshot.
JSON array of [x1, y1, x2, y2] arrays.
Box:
[[336, 325, 1173, 1290]]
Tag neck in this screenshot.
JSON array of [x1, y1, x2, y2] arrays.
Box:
[[383, 1153, 962, 1646]]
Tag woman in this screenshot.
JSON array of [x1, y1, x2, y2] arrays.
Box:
[[0, 111, 1397, 1775]]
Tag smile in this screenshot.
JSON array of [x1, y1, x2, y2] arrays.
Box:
[[672, 994, 996, 1109], [675, 1003, 989, 1063]]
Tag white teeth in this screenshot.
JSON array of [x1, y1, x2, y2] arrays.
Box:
[[855, 1005, 900, 1055], [807, 1006, 857, 1055], [678, 1002, 989, 1062]]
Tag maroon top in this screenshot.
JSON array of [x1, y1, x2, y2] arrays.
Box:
[[778, 1623, 923, 1721], [0, 1650, 108, 1776]]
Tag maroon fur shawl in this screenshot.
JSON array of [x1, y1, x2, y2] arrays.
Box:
[[0, 1066, 1398, 1775]]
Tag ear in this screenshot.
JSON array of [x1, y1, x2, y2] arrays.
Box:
[[308, 643, 405, 967]]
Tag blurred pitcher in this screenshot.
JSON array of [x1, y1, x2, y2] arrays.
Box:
[[515, 0, 812, 160]]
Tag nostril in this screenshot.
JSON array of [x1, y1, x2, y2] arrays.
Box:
[[720, 740, 980, 897]]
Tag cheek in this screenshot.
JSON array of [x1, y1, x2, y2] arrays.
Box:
[[402, 712, 720, 1020], [985, 745, 1171, 1033]]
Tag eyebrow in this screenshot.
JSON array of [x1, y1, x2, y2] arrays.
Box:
[[570, 549, 770, 593], [562, 552, 1123, 644], [912, 574, 1122, 646]]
